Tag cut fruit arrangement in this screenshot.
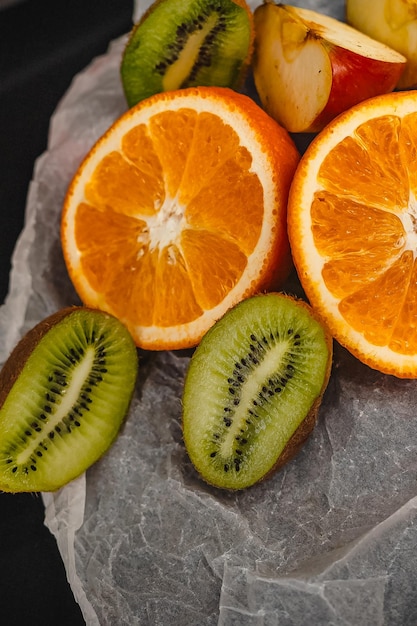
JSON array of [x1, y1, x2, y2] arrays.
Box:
[[2, 0, 417, 493]]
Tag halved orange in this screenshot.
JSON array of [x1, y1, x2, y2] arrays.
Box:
[[61, 86, 300, 350], [288, 90, 417, 378]]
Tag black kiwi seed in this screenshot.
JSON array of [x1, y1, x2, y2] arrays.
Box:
[[0, 307, 138, 493], [121, 0, 254, 107], [182, 293, 333, 490]]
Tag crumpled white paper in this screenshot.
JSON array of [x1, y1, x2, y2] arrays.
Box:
[[2, 1, 417, 624]]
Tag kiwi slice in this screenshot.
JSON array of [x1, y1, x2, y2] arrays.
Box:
[[121, 0, 254, 107], [0, 307, 138, 492], [182, 293, 333, 490]]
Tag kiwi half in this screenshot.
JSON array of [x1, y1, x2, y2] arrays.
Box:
[[0, 307, 138, 492], [121, 0, 254, 107], [182, 293, 333, 490]]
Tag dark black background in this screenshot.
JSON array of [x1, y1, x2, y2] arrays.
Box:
[[0, 1, 133, 623]]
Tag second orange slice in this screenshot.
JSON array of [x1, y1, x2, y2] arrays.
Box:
[[288, 91, 417, 378], [61, 86, 300, 350]]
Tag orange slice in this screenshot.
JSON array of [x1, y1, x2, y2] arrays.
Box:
[[288, 90, 417, 378], [61, 86, 300, 351]]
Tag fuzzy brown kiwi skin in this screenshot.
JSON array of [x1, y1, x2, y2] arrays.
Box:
[[0, 306, 131, 409], [262, 356, 332, 480], [0, 307, 83, 410]]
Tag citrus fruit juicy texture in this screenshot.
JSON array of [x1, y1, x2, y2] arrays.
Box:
[[288, 90, 417, 378], [61, 86, 300, 351]]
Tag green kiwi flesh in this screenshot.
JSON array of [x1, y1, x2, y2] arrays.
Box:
[[121, 0, 253, 107], [182, 293, 333, 490], [0, 307, 138, 492]]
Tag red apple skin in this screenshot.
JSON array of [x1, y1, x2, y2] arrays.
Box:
[[252, 3, 407, 133], [311, 43, 406, 132]]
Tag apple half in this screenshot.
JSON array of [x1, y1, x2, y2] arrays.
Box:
[[347, 0, 417, 89], [252, 2, 407, 133]]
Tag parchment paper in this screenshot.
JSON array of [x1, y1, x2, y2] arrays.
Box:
[[2, 1, 417, 624]]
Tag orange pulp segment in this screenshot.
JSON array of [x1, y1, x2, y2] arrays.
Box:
[[61, 86, 300, 350], [288, 90, 417, 378]]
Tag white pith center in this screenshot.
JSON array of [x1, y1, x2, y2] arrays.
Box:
[[137, 194, 186, 257], [17, 346, 96, 464], [399, 191, 417, 253]]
